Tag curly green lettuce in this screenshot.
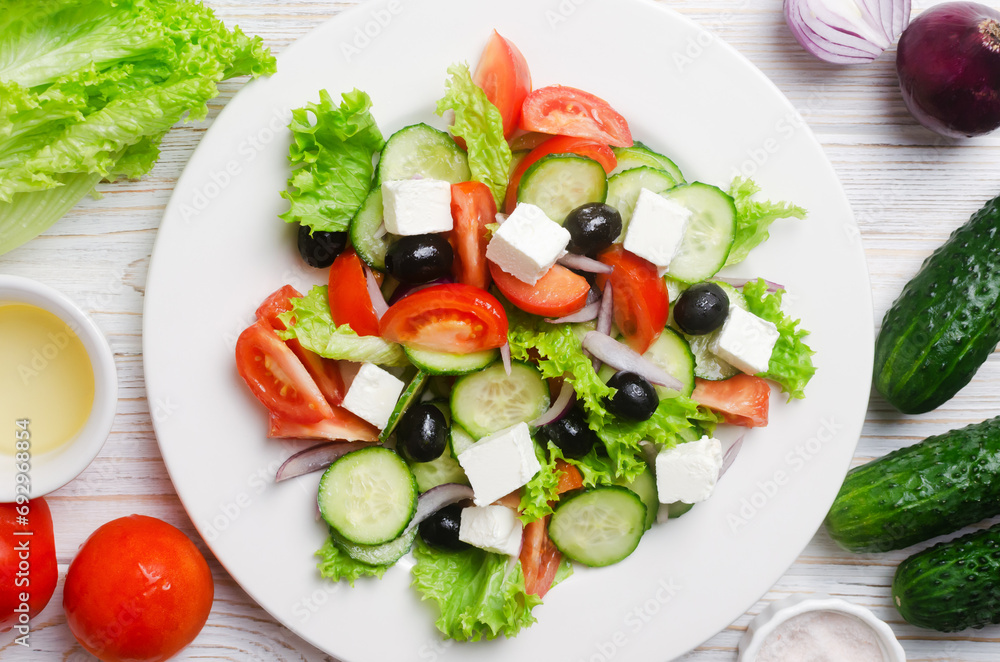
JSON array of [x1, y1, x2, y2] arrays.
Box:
[[411, 538, 541, 641], [278, 285, 407, 366], [280, 89, 385, 232], [316, 537, 389, 586], [725, 177, 807, 267], [742, 279, 816, 400], [519, 441, 562, 524], [436, 63, 511, 207]]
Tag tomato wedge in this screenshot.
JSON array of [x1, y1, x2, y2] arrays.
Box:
[[473, 30, 531, 138], [489, 261, 590, 318], [555, 460, 584, 494], [505, 135, 617, 213], [595, 245, 669, 354], [235, 321, 334, 424], [328, 248, 380, 337], [450, 182, 496, 290], [268, 410, 378, 442], [379, 283, 508, 353], [521, 86, 633, 148], [692, 375, 770, 428], [256, 285, 346, 405], [521, 517, 562, 598]]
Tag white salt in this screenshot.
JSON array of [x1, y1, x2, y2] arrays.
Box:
[[757, 610, 885, 662]]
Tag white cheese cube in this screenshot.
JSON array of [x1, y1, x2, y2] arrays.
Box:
[[709, 306, 780, 375], [339, 362, 405, 430], [655, 436, 723, 504], [381, 179, 453, 235], [485, 203, 570, 285], [623, 188, 691, 268], [457, 422, 541, 506], [459, 505, 524, 556]]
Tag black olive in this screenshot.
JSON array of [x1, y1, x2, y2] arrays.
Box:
[[297, 225, 348, 268], [396, 404, 448, 463], [538, 407, 598, 460], [384, 234, 454, 284], [564, 203, 623, 256], [418, 503, 469, 551], [673, 282, 730, 335], [604, 371, 658, 421]]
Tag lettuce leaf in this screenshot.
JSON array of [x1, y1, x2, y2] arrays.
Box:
[[316, 537, 389, 585], [742, 279, 816, 400], [411, 538, 541, 641], [519, 441, 562, 524], [279, 89, 385, 233], [0, 0, 276, 255], [437, 63, 511, 208], [725, 177, 807, 267], [278, 285, 408, 366]]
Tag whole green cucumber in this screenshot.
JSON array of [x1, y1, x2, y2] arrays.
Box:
[[825, 416, 1000, 552], [874, 195, 1000, 414], [893, 523, 1000, 631]]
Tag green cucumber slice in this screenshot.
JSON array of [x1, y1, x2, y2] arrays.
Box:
[[611, 142, 685, 183], [549, 486, 647, 567], [449, 423, 477, 458], [330, 527, 417, 566], [615, 465, 658, 531], [404, 347, 499, 376], [450, 362, 549, 439], [666, 501, 694, 519], [606, 166, 679, 230], [350, 186, 390, 271], [410, 451, 469, 492], [517, 153, 608, 224], [379, 371, 428, 442], [318, 447, 418, 545], [598, 329, 695, 398], [379, 124, 471, 183], [663, 183, 737, 284]]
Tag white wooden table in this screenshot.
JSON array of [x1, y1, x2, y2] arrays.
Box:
[[3, 0, 1000, 659]]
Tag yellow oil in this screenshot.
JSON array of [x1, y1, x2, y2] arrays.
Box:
[[0, 303, 95, 455]]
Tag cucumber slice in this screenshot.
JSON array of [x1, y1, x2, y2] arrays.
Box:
[[410, 451, 469, 492], [549, 486, 647, 567], [682, 282, 747, 381], [641, 328, 695, 398], [517, 154, 608, 224], [350, 186, 390, 271], [611, 142, 684, 183], [404, 346, 499, 376], [606, 166, 678, 230], [379, 123, 471, 183], [615, 465, 658, 531], [330, 527, 417, 566], [449, 423, 477, 458], [379, 371, 428, 443], [663, 183, 737, 284], [450, 362, 549, 439], [666, 501, 694, 519], [318, 447, 418, 545]]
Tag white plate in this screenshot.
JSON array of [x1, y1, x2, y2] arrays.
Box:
[[144, 1, 873, 660]]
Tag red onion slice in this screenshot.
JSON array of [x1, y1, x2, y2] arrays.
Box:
[[275, 441, 368, 482], [784, 0, 910, 64], [500, 342, 512, 376], [364, 267, 389, 319], [557, 253, 614, 274], [582, 332, 684, 391], [589, 282, 615, 372], [546, 301, 600, 324], [530, 380, 576, 427], [718, 433, 746, 480], [714, 277, 785, 293], [404, 483, 475, 534]]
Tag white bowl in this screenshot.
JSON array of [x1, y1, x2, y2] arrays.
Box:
[[0, 275, 118, 501], [738, 595, 906, 662]]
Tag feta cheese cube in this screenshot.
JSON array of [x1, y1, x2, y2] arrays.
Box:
[[485, 203, 570, 285], [623, 188, 691, 268], [709, 306, 780, 375], [459, 505, 523, 556], [340, 362, 405, 429], [457, 422, 541, 506], [381, 179, 453, 235], [655, 436, 723, 504]]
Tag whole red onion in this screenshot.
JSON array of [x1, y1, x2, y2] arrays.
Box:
[[897, 2, 1000, 137]]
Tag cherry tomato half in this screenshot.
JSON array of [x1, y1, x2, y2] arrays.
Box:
[[473, 30, 531, 138], [595, 245, 669, 354], [379, 283, 508, 353], [450, 182, 496, 290], [489, 261, 591, 318], [328, 248, 380, 337], [521, 86, 633, 148], [692, 375, 770, 428]]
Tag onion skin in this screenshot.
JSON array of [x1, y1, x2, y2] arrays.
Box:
[[897, 2, 1000, 137]]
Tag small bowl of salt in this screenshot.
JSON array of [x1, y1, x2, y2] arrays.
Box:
[[737, 595, 905, 662]]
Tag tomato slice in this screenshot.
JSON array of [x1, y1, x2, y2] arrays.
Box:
[[509, 131, 552, 152], [450, 182, 496, 290], [489, 261, 590, 318], [505, 135, 617, 213], [379, 283, 508, 353], [521, 86, 633, 149], [328, 248, 380, 337], [473, 30, 532, 138], [236, 321, 334, 424], [521, 517, 562, 598], [268, 409, 379, 442], [594, 246, 669, 354], [555, 460, 584, 494], [256, 285, 346, 405], [692, 375, 770, 428]]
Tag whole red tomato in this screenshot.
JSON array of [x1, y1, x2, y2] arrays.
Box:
[[63, 515, 214, 662], [0, 497, 58, 633]]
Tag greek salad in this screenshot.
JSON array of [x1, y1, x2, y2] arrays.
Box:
[[234, 30, 815, 641]]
